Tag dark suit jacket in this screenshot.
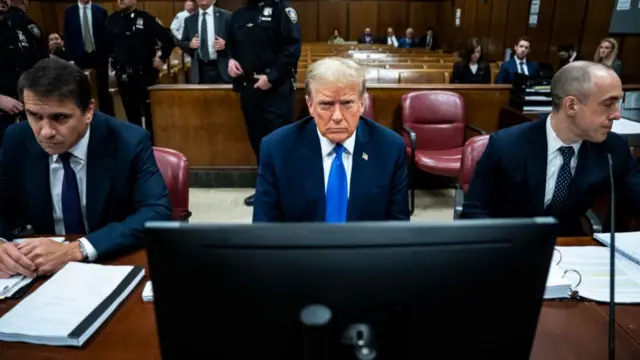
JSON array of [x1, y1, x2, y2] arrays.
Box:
[[398, 37, 420, 49], [178, 7, 231, 83], [0, 112, 172, 258], [452, 61, 491, 84], [419, 35, 440, 50], [357, 35, 376, 44], [253, 117, 410, 222], [460, 117, 640, 235], [63, 3, 108, 66], [495, 58, 540, 84]]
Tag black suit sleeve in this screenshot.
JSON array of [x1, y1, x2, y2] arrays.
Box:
[[387, 139, 410, 220], [460, 134, 501, 218], [147, 13, 175, 61], [178, 17, 193, 54], [616, 138, 640, 220], [265, 4, 302, 85], [0, 143, 16, 240], [480, 62, 492, 84], [451, 62, 464, 84]]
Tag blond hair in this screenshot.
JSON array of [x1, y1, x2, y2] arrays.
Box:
[[305, 57, 366, 97], [594, 37, 619, 67]]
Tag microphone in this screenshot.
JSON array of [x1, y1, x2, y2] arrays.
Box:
[[607, 153, 616, 360]]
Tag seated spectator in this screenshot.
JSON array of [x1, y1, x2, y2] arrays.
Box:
[[420, 27, 440, 50], [452, 37, 491, 84], [594, 37, 622, 76], [556, 43, 582, 69], [495, 36, 539, 84], [48, 32, 72, 62], [328, 28, 344, 44], [384, 27, 398, 47], [357, 28, 375, 44], [253, 57, 409, 223], [398, 28, 419, 48]]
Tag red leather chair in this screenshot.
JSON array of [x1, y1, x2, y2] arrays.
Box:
[[400, 91, 485, 214], [363, 93, 375, 120], [453, 135, 489, 219], [153, 147, 191, 221]]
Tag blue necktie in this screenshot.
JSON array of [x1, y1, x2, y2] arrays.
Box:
[[325, 144, 348, 223], [60, 153, 86, 235], [547, 146, 575, 214], [519, 61, 526, 74], [200, 12, 210, 61]]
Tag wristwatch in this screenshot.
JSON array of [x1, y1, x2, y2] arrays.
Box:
[[78, 241, 89, 261]]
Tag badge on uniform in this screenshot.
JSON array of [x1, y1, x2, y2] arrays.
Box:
[[136, 17, 144, 29], [285, 7, 297, 23], [16, 30, 29, 47], [263, 7, 272, 16], [27, 24, 41, 38]]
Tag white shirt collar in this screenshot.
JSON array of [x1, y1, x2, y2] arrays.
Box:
[[78, 1, 91, 8], [515, 57, 527, 64], [199, 6, 213, 16], [52, 126, 91, 163], [317, 127, 356, 158], [569, 52, 577, 62], [546, 115, 581, 156]]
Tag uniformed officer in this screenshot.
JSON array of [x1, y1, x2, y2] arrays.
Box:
[[0, 0, 47, 147], [105, 0, 174, 143], [227, 0, 302, 206]]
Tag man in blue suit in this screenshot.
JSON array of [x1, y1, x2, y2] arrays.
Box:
[[253, 57, 409, 222], [63, 0, 113, 115], [495, 36, 539, 84], [0, 58, 171, 278], [461, 61, 640, 235]]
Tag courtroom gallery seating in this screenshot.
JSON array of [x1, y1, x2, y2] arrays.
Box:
[[401, 91, 486, 214], [363, 93, 375, 119], [153, 147, 192, 221], [453, 134, 490, 219]]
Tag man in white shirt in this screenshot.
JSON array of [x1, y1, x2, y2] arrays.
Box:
[[0, 58, 171, 278], [385, 27, 398, 47], [253, 57, 409, 222], [461, 61, 639, 236], [495, 36, 540, 84], [170, 0, 196, 40]]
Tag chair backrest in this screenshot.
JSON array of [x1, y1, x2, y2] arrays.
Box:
[[363, 92, 375, 120], [401, 91, 467, 150], [458, 135, 490, 192], [153, 147, 191, 221]]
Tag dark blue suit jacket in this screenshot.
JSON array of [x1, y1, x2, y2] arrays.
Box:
[[460, 117, 640, 234], [398, 37, 419, 49], [495, 58, 539, 84], [63, 3, 108, 64], [253, 117, 410, 222], [0, 112, 172, 258]]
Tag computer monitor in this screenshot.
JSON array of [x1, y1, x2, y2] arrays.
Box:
[[145, 218, 558, 360]]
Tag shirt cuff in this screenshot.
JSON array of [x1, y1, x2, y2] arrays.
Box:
[[79, 237, 98, 262]]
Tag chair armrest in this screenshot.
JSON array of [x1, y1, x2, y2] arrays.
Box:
[[453, 187, 464, 220], [466, 124, 488, 135], [401, 125, 417, 150], [584, 208, 603, 233]]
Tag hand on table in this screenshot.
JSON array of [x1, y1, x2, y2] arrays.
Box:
[[0, 241, 36, 278], [18, 238, 83, 276]]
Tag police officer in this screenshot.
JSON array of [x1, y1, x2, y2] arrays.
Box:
[[227, 0, 301, 206], [0, 0, 47, 147], [105, 0, 174, 143]]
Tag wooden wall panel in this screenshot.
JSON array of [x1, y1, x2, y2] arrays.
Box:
[[348, 2, 378, 42], [377, 1, 408, 38], [503, 0, 528, 59], [407, 2, 438, 36], [547, 0, 588, 65], [619, 36, 640, 83], [524, 0, 556, 62], [486, 0, 508, 60], [142, 1, 175, 28], [472, 0, 491, 44], [293, 1, 319, 42], [318, 2, 347, 42], [580, 0, 615, 60], [460, 0, 476, 43]]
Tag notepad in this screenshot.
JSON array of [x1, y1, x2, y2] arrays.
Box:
[[594, 232, 640, 266], [0, 262, 144, 347]]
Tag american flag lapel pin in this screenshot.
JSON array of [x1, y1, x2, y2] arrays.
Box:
[[362, 152, 368, 161]]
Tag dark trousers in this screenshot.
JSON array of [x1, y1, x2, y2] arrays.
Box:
[[78, 51, 114, 116], [198, 59, 224, 84], [239, 81, 295, 163], [116, 67, 158, 143]]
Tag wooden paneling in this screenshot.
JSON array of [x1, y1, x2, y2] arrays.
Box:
[[377, 2, 408, 38], [142, 1, 175, 28], [619, 36, 640, 83], [318, 2, 347, 42], [524, 0, 555, 62], [503, 0, 529, 58], [486, 0, 508, 60], [580, 0, 615, 60], [293, 1, 319, 42], [407, 2, 438, 37], [348, 2, 378, 42], [547, 0, 587, 65]]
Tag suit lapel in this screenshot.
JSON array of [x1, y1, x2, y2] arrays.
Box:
[[26, 139, 55, 234], [347, 120, 373, 221], [85, 114, 115, 231], [300, 119, 325, 221], [567, 142, 602, 206], [213, 8, 221, 40], [526, 119, 548, 214]]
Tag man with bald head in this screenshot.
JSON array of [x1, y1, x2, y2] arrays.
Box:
[[461, 61, 639, 235], [253, 57, 409, 222]]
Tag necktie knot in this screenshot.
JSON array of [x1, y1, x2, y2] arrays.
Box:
[[333, 144, 345, 157], [59, 152, 73, 167], [559, 146, 575, 162]]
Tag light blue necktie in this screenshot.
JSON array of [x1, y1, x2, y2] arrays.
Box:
[[325, 144, 348, 223]]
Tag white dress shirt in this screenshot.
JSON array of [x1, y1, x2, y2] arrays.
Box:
[[49, 128, 98, 261], [469, 63, 478, 74], [544, 115, 582, 207], [318, 128, 356, 197], [198, 6, 216, 60], [516, 58, 529, 75], [569, 52, 577, 63], [387, 36, 398, 47], [170, 10, 191, 39], [78, 1, 94, 42]]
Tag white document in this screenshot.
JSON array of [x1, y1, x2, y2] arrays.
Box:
[[544, 263, 574, 299], [142, 281, 154, 302], [555, 246, 640, 303], [0, 262, 144, 346], [594, 232, 640, 265], [612, 118, 640, 135], [616, 0, 631, 10]]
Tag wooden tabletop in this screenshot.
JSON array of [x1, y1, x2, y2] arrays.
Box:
[[1, 237, 639, 359]]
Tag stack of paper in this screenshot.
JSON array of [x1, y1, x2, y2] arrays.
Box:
[[0, 262, 144, 346], [544, 264, 573, 299], [142, 281, 153, 302], [594, 232, 640, 265]]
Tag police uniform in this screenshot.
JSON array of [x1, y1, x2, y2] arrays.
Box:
[[105, 8, 174, 142], [227, 0, 301, 165], [0, 8, 47, 146]]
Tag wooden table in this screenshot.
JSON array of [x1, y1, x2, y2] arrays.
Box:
[[1, 237, 639, 359]]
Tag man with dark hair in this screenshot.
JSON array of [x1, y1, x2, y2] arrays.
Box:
[[461, 61, 640, 235], [495, 36, 539, 84], [557, 44, 581, 69], [0, 58, 171, 279], [0, 0, 48, 147]]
